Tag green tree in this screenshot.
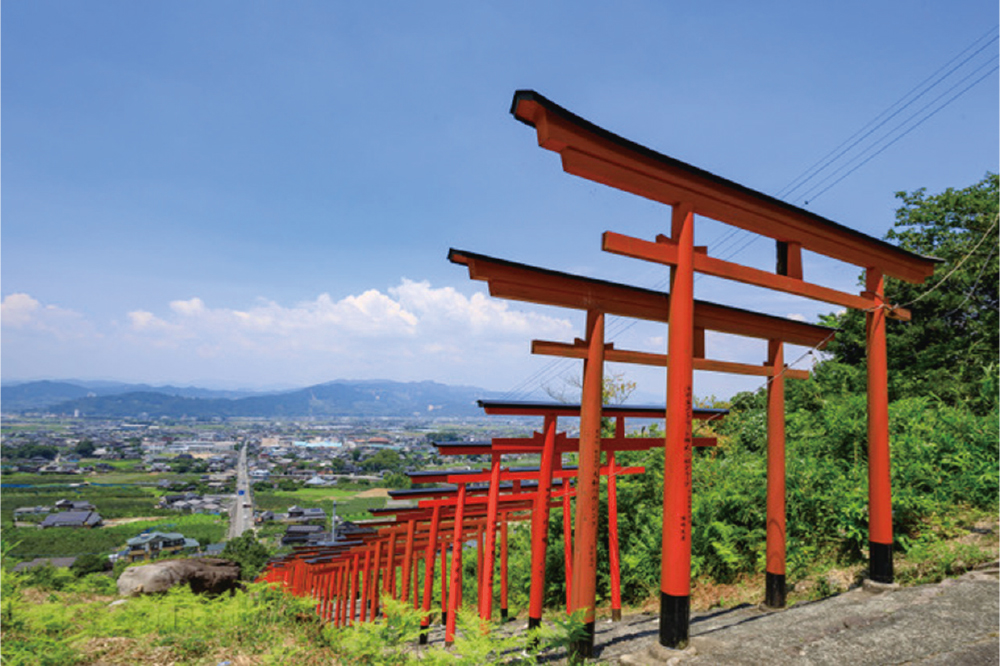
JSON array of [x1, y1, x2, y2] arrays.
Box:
[[220, 533, 272, 581], [73, 440, 96, 457], [382, 472, 411, 489], [360, 449, 403, 473], [70, 553, 108, 577], [821, 173, 998, 411]]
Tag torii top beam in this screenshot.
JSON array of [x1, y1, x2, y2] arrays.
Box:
[[476, 399, 727, 419], [449, 249, 834, 348], [509, 90, 940, 284]]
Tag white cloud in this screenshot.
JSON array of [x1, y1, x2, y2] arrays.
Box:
[[35, 280, 572, 387], [0, 293, 40, 327], [1, 293, 94, 339], [123, 280, 572, 354]]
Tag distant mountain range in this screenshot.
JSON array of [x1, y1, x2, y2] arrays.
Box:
[[0, 379, 502, 418]]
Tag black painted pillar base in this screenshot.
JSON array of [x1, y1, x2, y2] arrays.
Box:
[[527, 616, 542, 651], [440, 611, 447, 626], [869, 541, 894, 583], [765, 572, 786, 608], [659, 593, 690, 648], [612, 608, 622, 622], [568, 621, 596, 661], [500, 607, 508, 622], [418, 625, 429, 645]]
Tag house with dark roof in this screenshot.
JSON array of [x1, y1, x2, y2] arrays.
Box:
[[54, 499, 96, 512], [13, 505, 52, 520], [123, 531, 200, 563], [283, 506, 327, 524], [203, 543, 227, 556], [39, 510, 103, 529], [280, 524, 325, 546]]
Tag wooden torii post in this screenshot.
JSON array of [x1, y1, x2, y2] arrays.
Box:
[[501, 89, 939, 652]]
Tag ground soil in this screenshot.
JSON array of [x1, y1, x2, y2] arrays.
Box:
[[354, 487, 392, 499], [101, 516, 163, 527]]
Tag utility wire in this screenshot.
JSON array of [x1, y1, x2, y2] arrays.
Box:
[[777, 26, 999, 201], [799, 60, 999, 205], [943, 243, 998, 318], [873, 213, 1000, 312], [704, 27, 999, 270]]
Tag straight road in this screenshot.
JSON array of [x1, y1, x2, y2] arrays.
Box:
[[227, 443, 255, 540]]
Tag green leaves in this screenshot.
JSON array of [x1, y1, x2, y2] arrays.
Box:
[[825, 173, 999, 412]]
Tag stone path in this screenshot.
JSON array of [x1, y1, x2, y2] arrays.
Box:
[[597, 566, 999, 664]]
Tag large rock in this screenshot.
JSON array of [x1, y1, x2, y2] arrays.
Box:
[[117, 557, 241, 596]]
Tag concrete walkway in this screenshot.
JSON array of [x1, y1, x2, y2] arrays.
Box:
[[601, 567, 999, 665]]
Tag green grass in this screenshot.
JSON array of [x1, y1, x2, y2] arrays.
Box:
[[3, 514, 227, 561], [77, 459, 142, 471], [1, 471, 202, 486], [253, 488, 388, 521], [0, 575, 582, 666], [1, 485, 178, 527]]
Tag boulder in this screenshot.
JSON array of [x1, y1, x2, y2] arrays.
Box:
[[117, 557, 241, 596]]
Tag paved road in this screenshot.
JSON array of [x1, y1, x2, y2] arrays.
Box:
[[227, 443, 255, 540]]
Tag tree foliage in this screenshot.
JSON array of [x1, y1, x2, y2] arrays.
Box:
[[821, 173, 998, 411], [220, 532, 272, 581]]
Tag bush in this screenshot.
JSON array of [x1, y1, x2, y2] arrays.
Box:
[[221, 533, 273, 581]]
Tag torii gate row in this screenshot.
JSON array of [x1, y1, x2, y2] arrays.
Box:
[[448, 246, 837, 652], [328, 505, 547, 632], [430, 434, 676, 625], [434, 462, 643, 627], [372, 468, 592, 640], [263, 514, 523, 629], [442, 401, 728, 629], [496, 89, 937, 656], [393, 475, 579, 629], [333, 513, 535, 629], [291, 485, 562, 631], [261, 540, 367, 609], [378, 473, 590, 643]]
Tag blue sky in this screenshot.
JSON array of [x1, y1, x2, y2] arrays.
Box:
[[3, 1, 997, 400]]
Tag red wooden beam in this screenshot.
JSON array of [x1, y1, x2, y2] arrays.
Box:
[[532, 338, 811, 380], [449, 249, 835, 348], [509, 90, 939, 284]]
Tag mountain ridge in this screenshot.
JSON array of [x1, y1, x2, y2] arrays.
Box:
[[1, 379, 501, 418]]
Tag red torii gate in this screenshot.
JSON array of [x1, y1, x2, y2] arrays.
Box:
[[492, 89, 938, 655]]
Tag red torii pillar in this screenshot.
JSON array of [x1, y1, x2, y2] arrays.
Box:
[[662, 204, 695, 647], [866, 268, 894, 583], [445, 482, 468, 646], [529, 414, 558, 630], [419, 504, 442, 644]]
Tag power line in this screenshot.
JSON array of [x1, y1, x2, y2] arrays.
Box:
[[777, 26, 999, 201], [709, 26, 999, 268], [799, 59, 999, 205], [876, 213, 1000, 312]]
